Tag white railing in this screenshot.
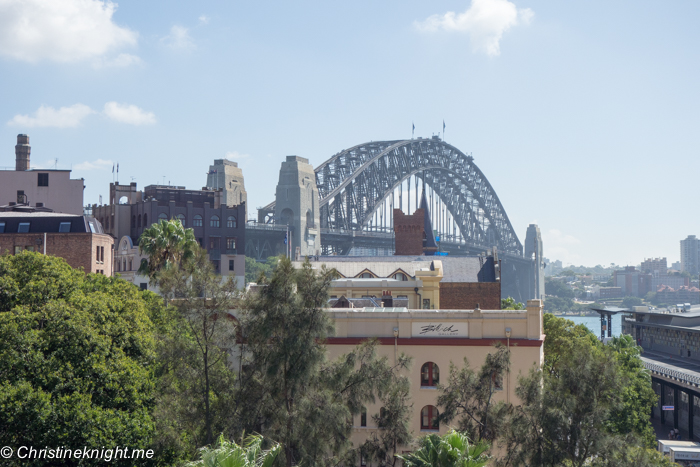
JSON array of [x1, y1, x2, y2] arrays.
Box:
[[644, 360, 700, 388]]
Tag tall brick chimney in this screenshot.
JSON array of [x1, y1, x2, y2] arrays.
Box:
[[15, 134, 30, 171]]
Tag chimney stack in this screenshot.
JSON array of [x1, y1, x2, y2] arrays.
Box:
[[15, 134, 30, 171]]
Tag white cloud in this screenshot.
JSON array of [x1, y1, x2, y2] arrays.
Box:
[[103, 102, 156, 125], [93, 53, 142, 69], [225, 151, 250, 160], [0, 0, 137, 63], [414, 0, 533, 56], [161, 25, 195, 51], [198, 15, 209, 25], [7, 104, 95, 128], [74, 158, 113, 170]]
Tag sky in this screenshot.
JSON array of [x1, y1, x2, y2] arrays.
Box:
[[1, 0, 699, 267]]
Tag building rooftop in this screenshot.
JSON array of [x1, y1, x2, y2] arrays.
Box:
[[305, 255, 497, 282]]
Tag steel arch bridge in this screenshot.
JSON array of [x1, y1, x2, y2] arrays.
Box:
[[256, 137, 523, 258], [316, 138, 522, 255]]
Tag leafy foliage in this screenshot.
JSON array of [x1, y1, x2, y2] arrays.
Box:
[[437, 344, 511, 443], [187, 434, 281, 467], [154, 247, 241, 453], [500, 297, 524, 310], [496, 315, 660, 466], [138, 218, 199, 284], [0, 252, 165, 466], [360, 370, 413, 467], [398, 430, 489, 467], [239, 257, 412, 467]]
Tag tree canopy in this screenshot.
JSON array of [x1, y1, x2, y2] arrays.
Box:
[[0, 252, 167, 466], [138, 218, 199, 284]]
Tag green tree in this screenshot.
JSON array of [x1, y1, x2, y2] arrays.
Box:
[[542, 313, 599, 375], [500, 297, 524, 310], [360, 371, 413, 467], [397, 430, 489, 467], [606, 335, 657, 447], [497, 316, 660, 466], [138, 218, 199, 284], [156, 247, 240, 449], [0, 252, 163, 466], [239, 258, 411, 467], [544, 279, 575, 299], [436, 344, 511, 444], [187, 434, 281, 467]]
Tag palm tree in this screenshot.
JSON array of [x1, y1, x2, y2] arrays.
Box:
[[137, 218, 199, 284], [398, 430, 489, 467], [187, 434, 281, 467]]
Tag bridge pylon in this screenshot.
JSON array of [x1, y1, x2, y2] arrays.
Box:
[[274, 156, 320, 259]]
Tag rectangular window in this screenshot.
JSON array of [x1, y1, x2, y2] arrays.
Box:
[[18, 222, 30, 233], [0, 222, 4, 233], [14, 246, 22, 254], [422, 298, 431, 309], [228, 259, 234, 271], [59, 222, 71, 232], [209, 237, 220, 249], [25, 246, 34, 252], [37, 173, 49, 186], [140, 283, 148, 291], [226, 237, 236, 250], [96, 246, 100, 262], [17, 190, 25, 204]]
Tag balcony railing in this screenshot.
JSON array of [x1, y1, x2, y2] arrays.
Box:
[[643, 360, 700, 388]]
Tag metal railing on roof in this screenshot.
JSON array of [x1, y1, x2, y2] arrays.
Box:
[[644, 360, 700, 388]]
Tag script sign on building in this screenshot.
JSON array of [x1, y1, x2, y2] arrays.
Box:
[[412, 322, 468, 338]]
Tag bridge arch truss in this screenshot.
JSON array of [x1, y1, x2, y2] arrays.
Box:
[[315, 138, 523, 256]]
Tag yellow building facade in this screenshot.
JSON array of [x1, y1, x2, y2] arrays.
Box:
[[324, 300, 544, 455]]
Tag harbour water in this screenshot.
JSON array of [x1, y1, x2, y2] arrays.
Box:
[[556, 314, 623, 338]]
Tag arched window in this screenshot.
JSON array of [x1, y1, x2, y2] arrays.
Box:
[[210, 215, 220, 228], [393, 272, 408, 281], [137, 214, 142, 227], [421, 362, 439, 387], [227, 216, 237, 228], [360, 407, 367, 427], [158, 213, 168, 221], [143, 213, 147, 226], [421, 405, 439, 430], [132, 215, 136, 228], [177, 214, 186, 226], [193, 215, 203, 227]]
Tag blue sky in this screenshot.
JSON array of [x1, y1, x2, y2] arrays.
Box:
[[1, 0, 699, 267]]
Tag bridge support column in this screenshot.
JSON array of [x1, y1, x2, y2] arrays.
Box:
[[690, 393, 695, 440]]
